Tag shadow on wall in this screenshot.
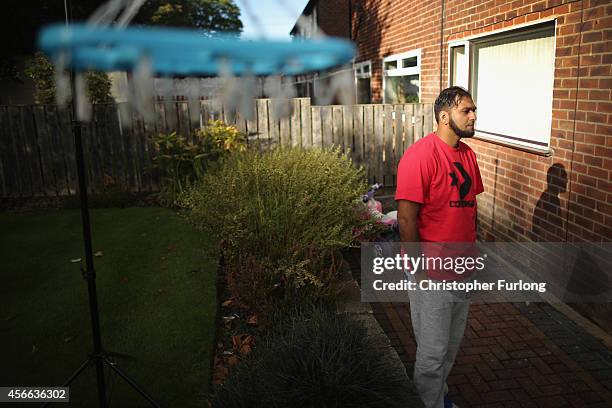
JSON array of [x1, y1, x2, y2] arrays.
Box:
[[531, 163, 567, 241], [530, 163, 611, 332]]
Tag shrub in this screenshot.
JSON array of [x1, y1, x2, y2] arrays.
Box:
[[85, 71, 113, 104], [24, 52, 113, 104], [151, 121, 246, 206], [24, 52, 55, 104], [211, 305, 417, 408], [195, 120, 247, 153], [179, 148, 371, 310]]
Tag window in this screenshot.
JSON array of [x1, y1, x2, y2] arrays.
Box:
[[449, 44, 469, 89], [450, 22, 556, 153], [354, 61, 371, 104], [383, 50, 420, 104]]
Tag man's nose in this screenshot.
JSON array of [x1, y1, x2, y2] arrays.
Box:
[[469, 111, 477, 121]]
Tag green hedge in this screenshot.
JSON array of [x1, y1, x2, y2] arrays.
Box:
[[179, 147, 371, 311], [211, 304, 418, 408]]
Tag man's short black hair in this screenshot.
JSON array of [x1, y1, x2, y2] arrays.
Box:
[[434, 86, 473, 124]]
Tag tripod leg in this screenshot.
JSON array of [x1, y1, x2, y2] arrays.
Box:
[[40, 357, 92, 408], [103, 356, 161, 408]]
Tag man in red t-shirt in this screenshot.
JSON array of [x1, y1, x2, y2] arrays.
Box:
[[396, 87, 483, 408]]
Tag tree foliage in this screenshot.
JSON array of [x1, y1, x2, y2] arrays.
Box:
[[134, 0, 242, 35]]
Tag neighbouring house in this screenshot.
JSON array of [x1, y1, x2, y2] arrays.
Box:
[[109, 72, 265, 104], [300, 0, 610, 244], [290, 0, 356, 103]]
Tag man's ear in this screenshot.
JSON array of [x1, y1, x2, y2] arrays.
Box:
[[439, 109, 449, 125]]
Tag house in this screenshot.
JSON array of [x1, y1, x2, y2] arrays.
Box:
[[305, 0, 610, 243], [290, 0, 356, 103]]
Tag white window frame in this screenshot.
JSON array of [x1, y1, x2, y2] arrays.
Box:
[[448, 19, 557, 155], [382, 49, 421, 104], [354, 60, 371, 79], [354, 60, 371, 104], [447, 40, 471, 90]]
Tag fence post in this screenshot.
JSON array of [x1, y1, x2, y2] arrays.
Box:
[[300, 98, 312, 148]]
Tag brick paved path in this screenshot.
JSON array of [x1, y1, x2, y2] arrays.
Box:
[[372, 301, 612, 407]]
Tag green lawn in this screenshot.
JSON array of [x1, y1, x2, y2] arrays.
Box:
[[0, 207, 218, 407]]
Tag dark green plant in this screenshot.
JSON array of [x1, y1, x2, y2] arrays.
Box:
[[24, 52, 113, 105], [151, 121, 246, 207], [405, 94, 420, 103], [211, 305, 417, 408], [24, 52, 55, 104], [85, 71, 113, 103], [151, 131, 211, 207], [178, 148, 373, 310]]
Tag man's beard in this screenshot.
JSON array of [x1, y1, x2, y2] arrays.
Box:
[[450, 117, 475, 138]]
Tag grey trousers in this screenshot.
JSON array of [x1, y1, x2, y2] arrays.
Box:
[[408, 281, 470, 408]]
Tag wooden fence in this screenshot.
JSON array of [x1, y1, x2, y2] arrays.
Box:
[[0, 99, 435, 198]]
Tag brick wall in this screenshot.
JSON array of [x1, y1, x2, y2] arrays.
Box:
[[352, 0, 611, 243], [318, 0, 351, 38]]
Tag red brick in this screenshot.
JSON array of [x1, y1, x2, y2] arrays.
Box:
[[448, 374, 469, 385], [528, 356, 554, 374], [533, 396, 569, 407], [488, 379, 521, 391], [580, 54, 602, 66], [590, 65, 611, 76], [517, 377, 545, 398], [584, 154, 603, 167], [597, 124, 612, 136], [553, 3, 570, 15], [599, 78, 612, 90], [457, 354, 483, 365], [586, 112, 608, 124], [480, 390, 514, 403], [582, 31, 603, 43], [597, 102, 612, 113], [579, 78, 600, 88], [589, 89, 611, 100]]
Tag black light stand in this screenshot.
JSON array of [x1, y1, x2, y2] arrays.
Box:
[[43, 79, 161, 408]]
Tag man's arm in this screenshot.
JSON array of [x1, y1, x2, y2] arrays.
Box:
[[397, 200, 420, 242], [397, 199, 424, 279]]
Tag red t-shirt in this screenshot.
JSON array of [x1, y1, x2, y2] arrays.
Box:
[[395, 133, 484, 279]]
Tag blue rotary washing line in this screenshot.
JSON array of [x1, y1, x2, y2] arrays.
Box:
[[38, 23, 355, 76]]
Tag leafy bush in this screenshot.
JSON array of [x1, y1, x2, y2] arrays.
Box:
[[211, 305, 417, 408], [151, 121, 246, 206], [179, 148, 371, 310], [24, 52, 113, 104], [195, 120, 247, 153], [24, 53, 56, 104], [84, 72, 113, 103]]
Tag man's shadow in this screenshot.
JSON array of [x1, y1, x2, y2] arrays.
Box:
[[530, 164, 610, 329], [531, 163, 567, 241]]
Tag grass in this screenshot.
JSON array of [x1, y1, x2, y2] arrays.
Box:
[[0, 207, 218, 407]]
